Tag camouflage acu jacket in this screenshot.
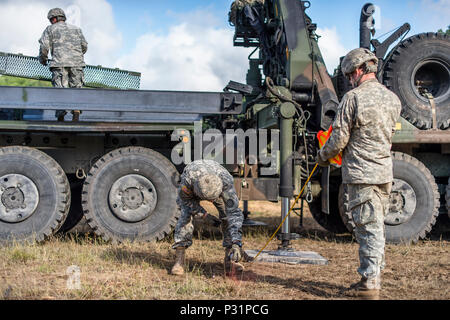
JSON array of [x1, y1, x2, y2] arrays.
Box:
[[178, 160, 238, 216], [39, 22, 88, 68], [319, 78, 402, 184]]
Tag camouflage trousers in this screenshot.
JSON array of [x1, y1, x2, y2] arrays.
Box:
[[348, 183, 391, 279], [51, 67, 85, 119], [172, 197, 244, 249]]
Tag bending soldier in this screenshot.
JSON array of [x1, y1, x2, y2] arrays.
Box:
[[39, 8, 88, 122], [171, 159, 250, 275], [317, 48, 401, 299]]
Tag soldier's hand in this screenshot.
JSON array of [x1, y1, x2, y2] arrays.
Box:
[[204, 214, 221, 228], [316, 152, 330, 167], [229, 244, 242, 262], [39, 56, 48, 66]]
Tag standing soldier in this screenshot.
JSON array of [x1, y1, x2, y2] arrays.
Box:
[[171, 159, 250, 275], [317, 48, 401, 299], [39, 8, 88, 121]]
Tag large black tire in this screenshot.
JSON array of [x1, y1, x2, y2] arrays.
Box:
[[308, 176, 348, 234], [82, 147, 180, 243], [339, 152, 440, 244], [383, 32, 450, 129], [0, 146, 70, 244]]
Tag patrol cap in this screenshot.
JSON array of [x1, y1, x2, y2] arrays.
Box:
[[48, 8, 66, 21], [341, 48, 378, 75], [193, 174, 223, 200]]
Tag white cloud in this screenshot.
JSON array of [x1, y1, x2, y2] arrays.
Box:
[[316, 27, 349, 74], [0, 1, 49, 56], [0, 0, 122, 67], [115, 10, 253, 91], [417, 0, 450, 31], [0, 1, 251, 91]]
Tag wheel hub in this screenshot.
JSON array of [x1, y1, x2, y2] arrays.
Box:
[[0, 174, 39, 223], [108, 174, 157, 223], [412, 59, 450, 103], [385, 178, 417, 226]]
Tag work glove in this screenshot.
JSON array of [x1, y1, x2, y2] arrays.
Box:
[[229, 244, 242, 262], [316, 151, 330, 167], [38, 56, 48, 66], [203, 213, 221, 228]]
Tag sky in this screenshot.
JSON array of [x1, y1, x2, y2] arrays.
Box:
[[0, 0, 448, 91]]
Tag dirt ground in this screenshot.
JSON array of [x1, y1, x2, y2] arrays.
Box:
[[0, 201, 448, 300]]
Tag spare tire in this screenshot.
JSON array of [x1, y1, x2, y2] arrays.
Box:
[[383, 32, 450, 129]]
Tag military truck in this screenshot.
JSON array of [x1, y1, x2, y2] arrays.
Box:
[[0, 0, 448, 246]]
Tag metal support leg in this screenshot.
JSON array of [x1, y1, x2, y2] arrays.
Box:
[[278, 102, 299, 249], [242, 200, 267, 227], [243, 200, 249, 219], [280, 197, 291, 249]]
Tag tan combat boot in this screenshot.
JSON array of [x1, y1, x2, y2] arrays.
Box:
[[72, 110, 81, 122], [224, 247, 245, 273], [348, 275, 381, 300], [171, 247, 186, 275]]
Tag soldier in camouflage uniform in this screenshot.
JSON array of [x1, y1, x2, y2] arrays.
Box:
[[317, 48, 401, 299], [171, 159, 249, 275], [39, 8, 88, 121]]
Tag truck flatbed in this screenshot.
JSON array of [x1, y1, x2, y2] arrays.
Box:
[[0, 86, 243, 126]]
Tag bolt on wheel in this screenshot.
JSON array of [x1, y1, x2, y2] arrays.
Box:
[[0, 174, 39, 223], [108, 174, 158, 223]]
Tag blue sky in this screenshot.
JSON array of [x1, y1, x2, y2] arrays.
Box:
[[0, 0, 448, 90], [108, 0, 448, 56]]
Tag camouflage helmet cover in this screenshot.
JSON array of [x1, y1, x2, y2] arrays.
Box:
[[47, 8, 66, 20], [341, 48, 378, 75], [193, 174, 223, 200]]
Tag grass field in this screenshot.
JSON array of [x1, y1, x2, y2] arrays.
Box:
[[0, 201, 448, 300]]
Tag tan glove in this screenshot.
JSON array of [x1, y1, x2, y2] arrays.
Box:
[[316, 151, 330, 167], [229, 244, 242, 262], [38, 56, 48, 66]]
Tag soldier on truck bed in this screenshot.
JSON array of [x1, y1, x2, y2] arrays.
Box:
[[171, 160, 252, 276], [317, 48, 402, 300], [38, 8, 88, 122]]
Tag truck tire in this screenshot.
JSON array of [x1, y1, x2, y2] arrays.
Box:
[[339, 152, 440, 244], [82, 147, 180, 243], [308, 177, 348, 234], [383, 32, 450, 129], [0, 146, 70, 244]]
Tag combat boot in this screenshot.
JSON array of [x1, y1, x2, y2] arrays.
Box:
[[171, 247, 186, 275], [71, 110, 81, 122], [224, 247, 245, 273], [347, 275, 381, 300]]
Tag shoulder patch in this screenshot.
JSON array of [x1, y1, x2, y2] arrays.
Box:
[[181, 185, 193, 195]]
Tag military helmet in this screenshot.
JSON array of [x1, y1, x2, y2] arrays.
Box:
[[341, 48, 378, 75], [193, 174, 223, 200], [47, 8, 66, 21]]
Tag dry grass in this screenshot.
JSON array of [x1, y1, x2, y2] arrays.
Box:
[[0, 201, 448, 300]]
